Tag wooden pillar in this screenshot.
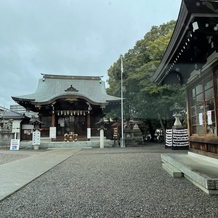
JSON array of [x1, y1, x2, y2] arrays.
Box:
[[87, 112, 91, 141], [51, 113, 55, 127]]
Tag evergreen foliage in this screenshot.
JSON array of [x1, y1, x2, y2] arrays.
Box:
[[107, 20, 186, 141]]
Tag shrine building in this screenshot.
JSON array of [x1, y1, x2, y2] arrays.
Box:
[[151, 0, 218, 158], [12, 74, 120, 141], [151, 0, 218, 194]]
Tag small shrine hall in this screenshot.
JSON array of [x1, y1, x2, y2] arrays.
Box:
[[12, 74, 120, 141]]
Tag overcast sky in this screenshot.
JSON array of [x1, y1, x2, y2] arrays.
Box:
[[0, 0, 181, 108]]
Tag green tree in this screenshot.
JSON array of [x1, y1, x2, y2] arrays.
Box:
[[107, 20, 186, 142]]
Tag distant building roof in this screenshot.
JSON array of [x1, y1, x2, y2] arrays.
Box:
[[10, 105, 26, 114], [0, 107, 24, 120], [12, 74, 121, 106], [0, 106, 8, 111]]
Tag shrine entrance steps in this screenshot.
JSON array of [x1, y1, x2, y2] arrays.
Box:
[[20, 139, 113, 149], [162, 152, 218, 195]]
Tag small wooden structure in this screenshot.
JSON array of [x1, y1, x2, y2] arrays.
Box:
[[0, 107, 24, 144]]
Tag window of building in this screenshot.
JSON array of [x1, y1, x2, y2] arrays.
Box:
[[190, 74, 216, 135]]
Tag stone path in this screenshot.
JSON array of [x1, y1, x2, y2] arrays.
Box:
[[0, 148, 81, 201]]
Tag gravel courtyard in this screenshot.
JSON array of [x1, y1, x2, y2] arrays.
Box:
[[0, 144, 218, 217]]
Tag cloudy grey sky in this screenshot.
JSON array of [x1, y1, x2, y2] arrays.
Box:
[[0, 0, 181, 108]]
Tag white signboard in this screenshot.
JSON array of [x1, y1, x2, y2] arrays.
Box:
[[172, 129, 189, 147], [49, 127, 56, 138], [87, 128, 91, 139], [32, 130, 41, 145], [165, 129, 172, 147], [207, 110, 212, 125], [10, 139, 20, 150], [166, 129, 189, 148], [199, 113, 203, 125], [12, 120, 21, 133]]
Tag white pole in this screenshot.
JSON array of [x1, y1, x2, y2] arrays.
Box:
[[100, 129, 104, 148], [120, 55, 125, 148]]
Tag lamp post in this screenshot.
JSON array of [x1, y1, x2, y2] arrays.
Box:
[[87, 104, 92, 141], [0, 113, 2, 131], [96, 117, 106, 148], [120, 55, 125, 148], [30, 117, 42, 150]]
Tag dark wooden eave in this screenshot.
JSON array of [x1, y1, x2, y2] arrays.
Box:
[[151, 0, 218, 85]]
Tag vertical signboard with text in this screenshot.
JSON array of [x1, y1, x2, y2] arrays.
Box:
[[49, 127, 56, 139], [32, 130, 41, 145], [10, 139, 20, 150]]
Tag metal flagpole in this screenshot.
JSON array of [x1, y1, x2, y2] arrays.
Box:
[[120, 55, 125, 148]]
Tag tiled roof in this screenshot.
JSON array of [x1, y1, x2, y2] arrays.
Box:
[[12, 74, 121, 105]]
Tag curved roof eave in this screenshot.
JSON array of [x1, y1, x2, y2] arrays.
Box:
[[34, 92, 109, 106], [12, 96, 35, 102], [13, 92, 121, 106], [151, 0, 218, 84]]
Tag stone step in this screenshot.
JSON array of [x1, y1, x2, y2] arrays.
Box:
[[20, 140, 113, 149], [162, 162, 183, 178], [90, 136, 106, 141], [161, 153, 218, 195]]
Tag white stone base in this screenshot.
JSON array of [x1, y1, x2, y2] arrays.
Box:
[[34, 145, 39, 150]]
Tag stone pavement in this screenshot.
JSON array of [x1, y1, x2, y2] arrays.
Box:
[[0, 148, 81, 201], [0, 143, 218, 217], [0, 142, 185, 202]]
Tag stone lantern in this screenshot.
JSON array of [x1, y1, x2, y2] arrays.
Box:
[[170, 103, 183, 129], [96, 117, 107, 148], [30, 116, 42, 150]]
